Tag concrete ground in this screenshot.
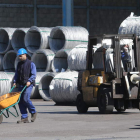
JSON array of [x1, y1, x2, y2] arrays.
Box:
[[1, 99, 140, 140]]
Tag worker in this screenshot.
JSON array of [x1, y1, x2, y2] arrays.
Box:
[[121, 44, 131, 71], [13, 48, 37, 124]]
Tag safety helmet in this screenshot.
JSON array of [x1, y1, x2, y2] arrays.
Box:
[[17, 48, 27, 56]]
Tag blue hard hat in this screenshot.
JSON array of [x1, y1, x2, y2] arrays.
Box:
[[17, 48, 27, 56]]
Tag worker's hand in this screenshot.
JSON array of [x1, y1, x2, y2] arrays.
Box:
[[13, 83, 16, 88], [26, 81, 31, 87]]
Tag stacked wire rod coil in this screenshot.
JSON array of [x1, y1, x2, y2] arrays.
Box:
[[49, 26, 89, 53], [119, 13, 140, 35], [51, 49, 71, 72], [25, 26, 52, 53], [31, 49, 55, 72], [3, 50, 17, 72], [67, 44, 87, 71], [30, 72, 49, 99], [11, 28, 30, 51], [49, 71, 80, 103], [0, 72, 11, 96], [39, 72, 58, 101], [0, 28, 16, 54]]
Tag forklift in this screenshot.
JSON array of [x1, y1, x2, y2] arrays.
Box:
[[76, 34, 140, 113]]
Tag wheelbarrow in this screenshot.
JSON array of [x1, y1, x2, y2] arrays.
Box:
[[0, 85, 27, 124]]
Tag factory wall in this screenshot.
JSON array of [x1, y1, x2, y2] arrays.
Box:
[[0, 0, 139, 34]]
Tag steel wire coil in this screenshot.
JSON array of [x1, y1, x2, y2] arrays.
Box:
[[119, 13, 140, 35], [51, 49, 71, 72], [25, 26, 52, 53], [67, 44, 87, 71], [49, 26, 88, 53], [0, 72, 11, 96], [39, 72, 59, 101], [3, 50, 17, 72], [0, 28, 16, 54], [11, 28, 29, 51], [49, 71, 80, 103], [31, 49, 55, 72], [30, 72, 49, 99]]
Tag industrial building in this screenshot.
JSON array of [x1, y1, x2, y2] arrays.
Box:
[[0, 0, 139, 34]]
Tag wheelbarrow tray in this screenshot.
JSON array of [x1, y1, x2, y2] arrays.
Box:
[[0, 92, 21, 109]]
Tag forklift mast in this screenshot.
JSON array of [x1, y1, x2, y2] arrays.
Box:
[[87, 34, 140, 76]]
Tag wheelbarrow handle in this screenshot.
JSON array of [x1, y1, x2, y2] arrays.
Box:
[[9, 85, 16, 93], [20, 85, 27, 94]]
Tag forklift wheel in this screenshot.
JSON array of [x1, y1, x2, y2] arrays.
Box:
[[97, 87, 114, 114], [0, 114, 3, 124], [76, 94, 88, 113]]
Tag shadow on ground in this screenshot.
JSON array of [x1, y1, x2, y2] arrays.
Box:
[[37, 111, 139, 115]]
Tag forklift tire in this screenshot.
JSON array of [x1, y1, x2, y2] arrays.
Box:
[[0, 114, 3, 124], [76, 94, 88, 113], [97, 87, 114, 114]]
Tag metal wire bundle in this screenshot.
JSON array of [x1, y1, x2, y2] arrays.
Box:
[[119, 13, 140, 35], [0, 72, 11, 96], [3, 50, 17, 72], [31, 49, 55, 72], [49, 26, 89, 53], [67, 44, 87, 71], [49, 71, 80, 103], [25, 26, 52, 53], [11, 28, 29, 51], [39, 72, 59, 101], [0, 28, 16, 54], [31, 72, 49, 99], [51, 49, 71, 72]]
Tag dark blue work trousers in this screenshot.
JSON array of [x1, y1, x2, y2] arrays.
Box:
[[18, 84, 36, 119]]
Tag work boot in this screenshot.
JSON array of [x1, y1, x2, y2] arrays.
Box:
[[31, 112, 37, 122], [17, 117, 29, 124]]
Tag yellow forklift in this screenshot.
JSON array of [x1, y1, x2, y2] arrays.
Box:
[[76, 34, 140, 113]]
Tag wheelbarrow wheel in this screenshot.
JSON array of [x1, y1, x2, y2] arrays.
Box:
[[0, 114, 3, 124]]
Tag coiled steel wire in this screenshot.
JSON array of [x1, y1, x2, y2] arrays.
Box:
[[67, 44, 87, 71], [119, 13, 140, 35], [49, 26, 88, 53], [51, 49, 71, 72], [0, 28, 16, 54], [25, 26, 52, 53], [11, 28, 29, 51], [31, 49, 55, 72], [3, 50, 17, 72], [0, 72, 11, 96], [39, 72, 59, 101], [49, 71, 80, 103], [31, 72, 49, 99]]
